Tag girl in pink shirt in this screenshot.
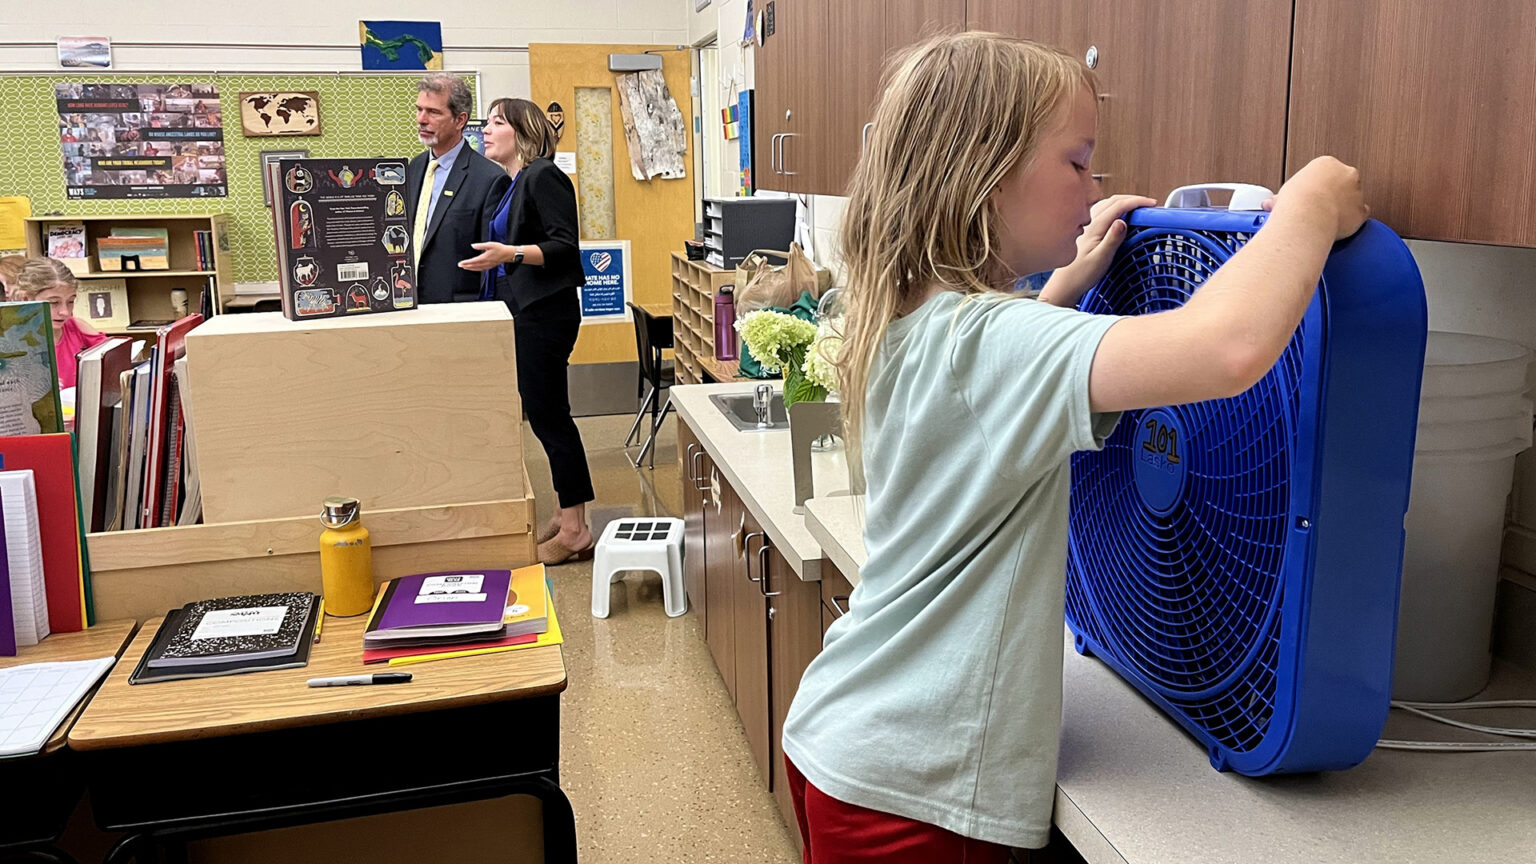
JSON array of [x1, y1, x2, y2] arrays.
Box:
[[13, 258, 107, 390]]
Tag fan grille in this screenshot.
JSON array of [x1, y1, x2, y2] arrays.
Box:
[[1067, 227, 1307, 754]]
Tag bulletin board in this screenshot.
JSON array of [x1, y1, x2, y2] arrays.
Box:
[[0, 73, 473, 285]]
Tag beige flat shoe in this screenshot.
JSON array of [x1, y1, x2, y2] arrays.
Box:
[[538, 536, 595, 566]]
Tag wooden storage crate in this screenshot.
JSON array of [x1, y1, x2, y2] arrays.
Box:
[[185, 302, 525, 523], [85, 468, 536, 622]]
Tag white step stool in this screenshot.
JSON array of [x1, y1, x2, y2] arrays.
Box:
[[592, 517, 686, 618]]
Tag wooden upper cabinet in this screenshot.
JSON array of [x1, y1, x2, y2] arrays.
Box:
[[967, 1, 1291, 201], [755, 0, 825, 193], [1288, 1, 1536, 246]]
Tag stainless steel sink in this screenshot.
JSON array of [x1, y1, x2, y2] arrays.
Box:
[[710, 392, 788, 431]]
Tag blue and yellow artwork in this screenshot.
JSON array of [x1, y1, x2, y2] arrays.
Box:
[[359, 21, 444, 71]]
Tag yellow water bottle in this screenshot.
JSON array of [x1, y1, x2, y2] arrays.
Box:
[[319, 496, 375, 617]]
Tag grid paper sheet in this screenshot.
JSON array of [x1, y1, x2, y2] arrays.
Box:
[[0, 656, 115, 757]]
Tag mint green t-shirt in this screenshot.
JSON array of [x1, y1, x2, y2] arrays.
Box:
[[782, 290, 1121, 849]]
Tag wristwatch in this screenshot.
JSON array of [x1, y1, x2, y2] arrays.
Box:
[[512, 246, 525, 265]]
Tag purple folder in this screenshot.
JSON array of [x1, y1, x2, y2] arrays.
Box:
[[0, 494, 14, 656], [374, 569, 512, 631]]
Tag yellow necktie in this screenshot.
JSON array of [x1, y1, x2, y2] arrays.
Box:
[[412, 158, 439, 267]]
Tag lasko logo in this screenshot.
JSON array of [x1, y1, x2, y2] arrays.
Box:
[[589, 251, 612, 272]]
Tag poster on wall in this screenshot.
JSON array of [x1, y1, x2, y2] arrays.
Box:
[[461, 120, 486, 155], [577, 240, 631, 324], [56, 83, 226, 200], [269, 156, 416, 321], [57, 36, 111, 69], [359, 21, 444, 71]]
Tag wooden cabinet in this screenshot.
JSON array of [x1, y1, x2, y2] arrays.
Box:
[[1288, 1, 1536, 246], [703, 459, 740, 700], [819, 562, 855, 638], [820, 0, 967, 194], [670, 254, 732, 386], [678, 422, 709, 615], [768, 536, 826, 834], [966, 0, 1291, 201], [736, 507, 773, 785], [681, 413, 833, 828], [755, 0, 826, 193]]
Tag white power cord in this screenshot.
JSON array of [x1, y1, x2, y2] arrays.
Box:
[[1375, 698, 1536, 752]]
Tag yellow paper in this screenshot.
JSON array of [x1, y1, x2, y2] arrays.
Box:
[[0, 196, 30, 251], [388, 584, 563, 666]]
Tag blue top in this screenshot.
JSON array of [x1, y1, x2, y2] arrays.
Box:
[[424, 137, 467, 228], [480, 169, 522, 300]]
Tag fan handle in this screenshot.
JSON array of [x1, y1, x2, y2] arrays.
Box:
[[1164, 183, 1275, 211]]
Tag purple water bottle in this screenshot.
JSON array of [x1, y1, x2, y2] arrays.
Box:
[[714, 287, 738, 361]]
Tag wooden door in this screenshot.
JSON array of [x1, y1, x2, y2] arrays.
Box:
[[768, 544, 825, 834], [1288, 1, 1536, 245], [967, 1, 1291, 201], [735, 506, 773, 784], [678, 423, 708, 617], [703, 461, 739, 700]]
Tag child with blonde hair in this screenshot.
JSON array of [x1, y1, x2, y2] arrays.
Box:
[[781, 31, 1367, 862], [0, 254, 26, 300], [11, 257, 107, 389]]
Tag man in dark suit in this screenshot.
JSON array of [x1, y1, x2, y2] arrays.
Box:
[[404, 73, 510, 303]]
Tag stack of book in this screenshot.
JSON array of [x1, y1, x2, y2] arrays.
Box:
[[362, 565, 561, 666], [75, 314, 205, 531], [129, 592, 320, 683], [193, 229, 215, 271]]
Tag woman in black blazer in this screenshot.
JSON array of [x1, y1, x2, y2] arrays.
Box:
[[460, 98, 594, 565]]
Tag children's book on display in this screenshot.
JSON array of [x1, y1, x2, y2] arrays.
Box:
[[268, 156, 417, 322]]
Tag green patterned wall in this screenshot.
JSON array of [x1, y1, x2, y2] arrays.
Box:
[[0, 74, 474, 284]]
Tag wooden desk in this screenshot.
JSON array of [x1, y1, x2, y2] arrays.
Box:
[[0, 620, 137, 853], [71, 616, 574, 864]]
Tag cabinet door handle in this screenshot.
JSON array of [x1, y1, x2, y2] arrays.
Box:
[[742, 531, 766, 583], [861, 122, 873, 154], [690, 448, 709, 491], [781, 133, 798, 176], [770, 133, 784, 174], [756, 535, 780, 597], [831, 595, 850, 617], [684, 443, 699, 481]]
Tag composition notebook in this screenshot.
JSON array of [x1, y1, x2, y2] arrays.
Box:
[[145, 592, 315, 668], [130, 595, 320, 684]]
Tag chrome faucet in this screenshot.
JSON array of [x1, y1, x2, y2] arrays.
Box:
[[754, 383, 773, 428]]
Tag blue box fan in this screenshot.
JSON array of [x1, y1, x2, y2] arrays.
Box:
[[1066, 184, 1428, 775]]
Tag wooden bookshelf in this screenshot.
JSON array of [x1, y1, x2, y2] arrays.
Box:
[[23, 213, 230, 323], [671, 253, 734, 385]]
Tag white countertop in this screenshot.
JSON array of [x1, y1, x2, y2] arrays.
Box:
[[803, 494, 1536, 863], [673, 383, 855, 581]]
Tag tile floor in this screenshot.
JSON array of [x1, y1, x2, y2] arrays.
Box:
[[525, 413, 801, 864]]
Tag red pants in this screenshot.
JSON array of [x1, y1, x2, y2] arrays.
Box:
[[785, 758, 1013, 864]]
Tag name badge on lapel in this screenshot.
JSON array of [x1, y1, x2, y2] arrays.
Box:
[[443, 190, 455, 197]]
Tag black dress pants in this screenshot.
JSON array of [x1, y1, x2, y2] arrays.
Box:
[[513, 289, 594, 509]]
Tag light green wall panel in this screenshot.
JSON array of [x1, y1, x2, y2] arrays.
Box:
[[0, 74, 474, 284]]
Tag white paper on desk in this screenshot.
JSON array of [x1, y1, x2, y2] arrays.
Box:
[[0, 470, 49, 647], [0, 656, 115, 757], [415, 573, 486, 604], [190, 606, 287, 640]]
